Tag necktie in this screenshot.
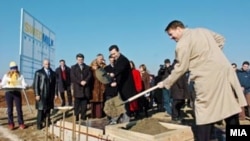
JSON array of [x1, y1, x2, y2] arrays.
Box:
[[80, 64, 83, 70], [46, 70, 50, 77]]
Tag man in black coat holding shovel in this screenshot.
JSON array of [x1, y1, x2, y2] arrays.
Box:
[[108, 45, 137, 122]]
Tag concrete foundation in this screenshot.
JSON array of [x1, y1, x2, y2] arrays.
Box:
[[49, 118, 194, 141], [105, 121, 194, 141]]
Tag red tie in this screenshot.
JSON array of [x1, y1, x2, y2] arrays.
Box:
[[62, 69, 66, 80]]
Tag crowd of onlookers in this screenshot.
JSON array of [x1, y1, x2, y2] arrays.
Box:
[[152, 59, 250, 123], [1, 20, 248, 141], [232, 61, 250, 119], [0, 45, 181, 130], [1, 47, 250, 130]]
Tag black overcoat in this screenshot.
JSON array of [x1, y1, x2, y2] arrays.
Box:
[[70, 63, 92, 99], [113, 54, 136, 101], [55, 65, 71, 93], [33, 68, 56, 110]]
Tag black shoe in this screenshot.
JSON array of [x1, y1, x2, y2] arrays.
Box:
[[37, 124, 43, 130], [171, 117, 182, 124]]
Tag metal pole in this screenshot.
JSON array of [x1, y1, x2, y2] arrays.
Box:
[[86, 117, 89, 141], [78, 114, 81, 141], [62, 111, 66, 141], [72, 113, 76, 141], [59, 120, 62, 140], [51, 117, 54, 141], [45, 116, 48, 141], [22, 89, 33, 113]]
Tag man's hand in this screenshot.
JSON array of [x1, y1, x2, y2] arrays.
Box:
[[81, 81, 86, 86], [242, 87, 245, 92], [111, 82, 117, 87], [35, 95, 40, 101], [109, 73, 115, 77], [157, 82, 164, 88]]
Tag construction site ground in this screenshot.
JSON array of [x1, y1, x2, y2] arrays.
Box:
[[0, 89, 249, 141]]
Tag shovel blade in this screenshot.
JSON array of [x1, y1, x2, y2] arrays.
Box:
[[104, 95, 126, 118]]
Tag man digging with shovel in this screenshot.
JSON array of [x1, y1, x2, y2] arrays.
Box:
[[97, 45, 160, 124], [104, 45, 136, 122]]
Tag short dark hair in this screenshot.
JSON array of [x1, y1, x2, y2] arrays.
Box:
[[172, 59, 178, 66], [231, 63, 237, 67], [129, 60, 135, 69], [76, 53, 84, 59], [59, 59, 65, 63], [96, 53, 103, 57], [242, 61, 249, 66], [109, 45, 119, 52], [165, 20, 185, 32], [164, 59, 170, 64]]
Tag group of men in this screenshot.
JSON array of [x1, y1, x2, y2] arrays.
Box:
[[233, 61, 250, 119], [32, 20, 247, 141], [33, 45, 137, 129]]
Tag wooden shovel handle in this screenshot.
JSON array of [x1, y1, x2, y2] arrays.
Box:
[[124, 85, 159, 104]]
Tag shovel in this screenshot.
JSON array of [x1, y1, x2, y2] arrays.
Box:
[[104, 85, 159, 118]]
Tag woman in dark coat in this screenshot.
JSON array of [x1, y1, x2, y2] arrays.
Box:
[[139, 64, 151, 117], [170, 60, 189, 121]]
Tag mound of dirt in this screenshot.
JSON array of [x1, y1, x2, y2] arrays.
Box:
[[129, 118, 172, 135]]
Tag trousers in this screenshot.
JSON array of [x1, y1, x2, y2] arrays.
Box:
[[5, 91, 24, 125]]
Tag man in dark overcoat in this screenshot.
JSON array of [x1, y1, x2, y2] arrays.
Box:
[[108, 45, 137, 119], [55, 59, 72, 106], [33, 59, 57, 130], [71, 53, 92, 121]]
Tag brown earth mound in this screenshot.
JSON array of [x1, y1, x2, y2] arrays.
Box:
[[129, 118, 172, 135]]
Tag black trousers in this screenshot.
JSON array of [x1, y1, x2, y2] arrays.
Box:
[[74, 97, 88, 120], [138, 96, 150, 117], [125, 102, 131, 117], [196, 114, 239, 141], [60, 83, 72, 106], [5, 91, 24, 125], [172, 99, 185, 119], [37, 109, 51, 129]]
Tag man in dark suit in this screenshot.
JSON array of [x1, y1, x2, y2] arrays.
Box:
[[71, 53, 92, 121], [104, 55, 118, 101], [104, 55, 118, 123], [55, 59, 72, 106], [108, 45, 137, 121], [33, 59, 57, 130]]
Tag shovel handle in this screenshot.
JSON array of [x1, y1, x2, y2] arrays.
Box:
[[124, 85, 159, 104]]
